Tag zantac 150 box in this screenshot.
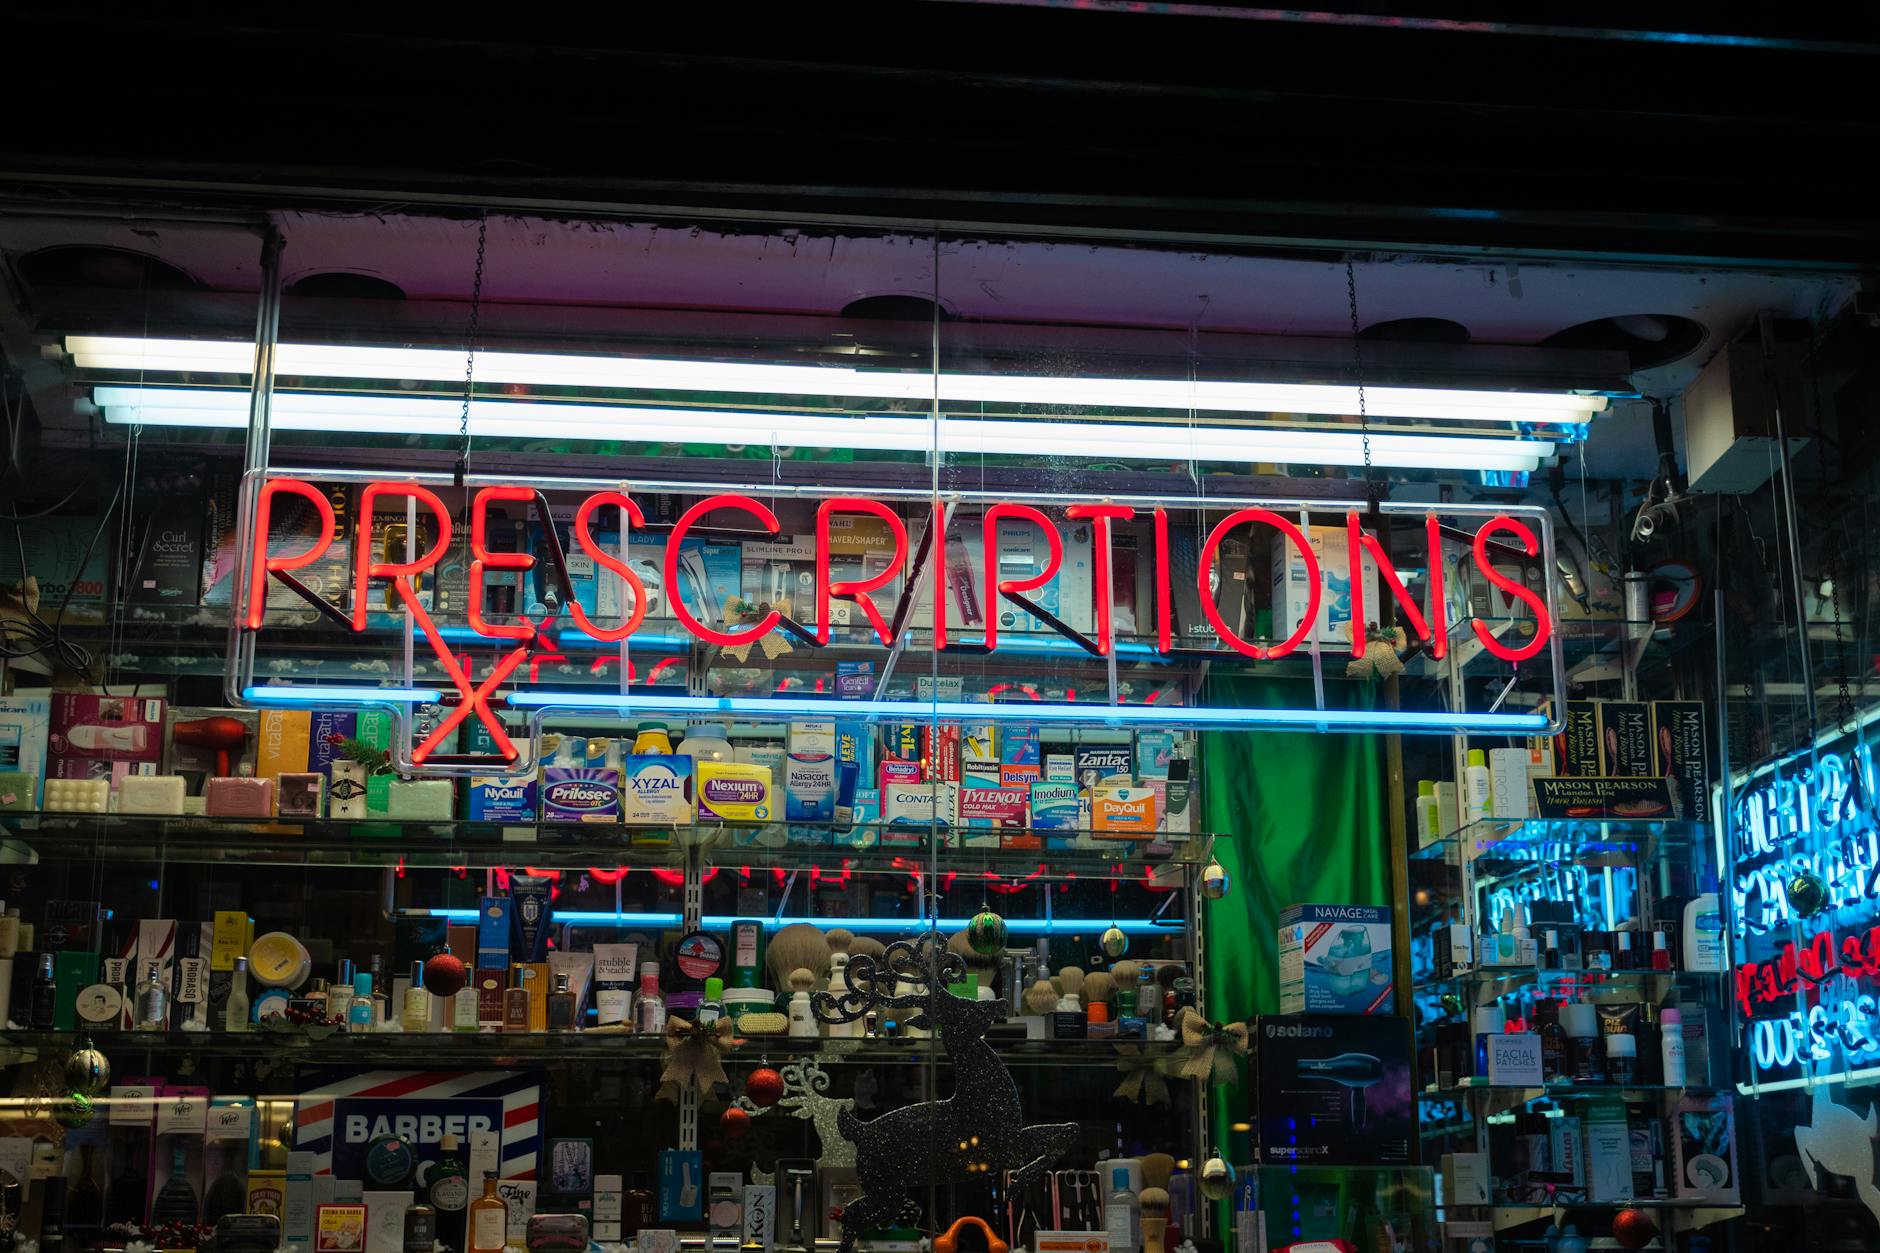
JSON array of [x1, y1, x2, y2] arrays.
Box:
[[1277, 903, 1395, 1015], [1255, 1014, 1412, 1167]]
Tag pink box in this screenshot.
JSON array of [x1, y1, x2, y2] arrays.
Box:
[[204, 775, 276, 817], [958, 786, 1028, 824], [49, 694, 166, 787]]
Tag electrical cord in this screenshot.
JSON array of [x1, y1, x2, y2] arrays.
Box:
[[0, 476, 121, 680]]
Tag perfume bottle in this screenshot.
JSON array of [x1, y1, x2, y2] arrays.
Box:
[[402, 961, 432, 1032], [329, 961, 356, 1028], [546, 972, 577, 1032], [348, 972, 375, 1032], [468, 1172, 508, 1253], [225, 956, 252, 1031], [1650, 930, 1673, 972], [152, 1143, 200, 1224], [635, 962, 666, 1034], [427, 1134, 471, 1250], [32, 952, 58, 1030], [135, 964, 168, 1031]]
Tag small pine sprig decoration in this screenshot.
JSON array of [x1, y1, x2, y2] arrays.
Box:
[[324, 732, 394, 775]]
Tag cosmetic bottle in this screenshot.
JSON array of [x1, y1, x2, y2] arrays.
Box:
[[546, 972, 577, 1032], [698, 976, 724, 1026], [1614, 930, 1636, 972], [1105, 1164, 1139, 1253], [787, 985, 817, 1038], [824, 957, 861, 1038], [225, 957, 251, 1031], [1605, 1032, 1637, 1085], [402, 962, 432, 1032], [1561, 1002, 1603, 1083], [403, 1196, 438, 1253], [504, 982, 531, 1032], [427, 1134, 470, 1249], [1053, 992, 1088, 1040], [1115, 988, 1145, 1040], [1471, 1004, 1505, 1077], [1415, 780, 1440, 844], [1537, 999, 1565, 1082], [134, 964, 167, 1032], [348, 973, 375, 1032], [1660, 1007, 1687, 1086], [468, 1172, 508, 1253], [370, 954, 392, 1026], [1463, 749, 1493, 823], [33, 953, 59, 1030], [329, 961, 355, 1027], [635, 962, 666, 1034], [1650, 930, 1673, 972], [1495, 911, 1518, 965], [1683, 877, 1726, 972]]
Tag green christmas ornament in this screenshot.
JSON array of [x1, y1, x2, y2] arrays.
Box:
[[1200, 860, 1229, 900], [1101, 926, 1129, 960], [65, 1042, 111, 1096], [1199, 1156, 1236, 1201], [55, 1090, 95, 1129], [967, 909, 1008, 956], [1787, 870, 1832, 917]]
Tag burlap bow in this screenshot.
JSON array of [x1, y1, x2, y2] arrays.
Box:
[[1112, 1043, 1170, 1105], [720, 597, 794, 662], [1175, 1007, 1249, 1085], [657, 1015, 737, 1100]]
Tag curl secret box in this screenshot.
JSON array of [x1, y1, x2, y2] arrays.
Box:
[[1278, 903, 1395, 1016]]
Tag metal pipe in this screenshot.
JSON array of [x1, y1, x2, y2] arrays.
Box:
[[223, 227, 284, 707]]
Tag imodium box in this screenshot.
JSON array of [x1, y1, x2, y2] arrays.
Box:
[[1277, 903, 1396, 1015], [622, 755, 693, 824]]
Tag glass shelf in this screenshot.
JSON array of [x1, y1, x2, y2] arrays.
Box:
[[0, 812, 1213, 873], [1420, 1082, 1719, 1100], [1414, 965, 1724, 997], [0, 1028, 1181, 1069], [1410, 817, 1712, 872]]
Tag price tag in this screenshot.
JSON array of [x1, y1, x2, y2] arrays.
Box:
[[1485, 1033, 1545, 1086], [109, 1084, 157, 1126], [205, 1101, 254, 1140], [155, 1094, 209, 1136]]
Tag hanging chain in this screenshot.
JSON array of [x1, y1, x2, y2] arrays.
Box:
[[1344, 255, 1372, 482], [455, 213, 489, 488], [1830, 546, 1854, 732]]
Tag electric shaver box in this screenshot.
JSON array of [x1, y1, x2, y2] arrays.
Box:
[[1255, 1013, 1413, 1167]]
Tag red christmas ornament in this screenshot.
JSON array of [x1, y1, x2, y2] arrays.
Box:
[[1612, 1207, 1657, 1250], [721, 1106, 752, 1138], [423, 949, 468, 998], [746, 1066, 785, 1108]]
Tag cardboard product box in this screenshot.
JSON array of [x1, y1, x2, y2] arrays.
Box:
[[1655, 701, 1712, 824], [1596, 701, 1655, 776], [163, 707, 261, 794], [785, 722, 837, 822], [1671, 1093, 1740, 1203], [1556, 702, 1601, 776], [0, 695, 50, 810], [50, 693, 166, 786], [1488, 747, 1543, 821], [741, 535, 818, 623], [1074, 743, 1132, 792], [1090, 785, 1158, 838], [530, 523, 668, 624], [202, 474, 352, 616], [1272, 524, 1377, 649], [127, 505, 204, 608], [1255, 1014, 1412, 1166], [469, 775, 538, 822], [1277, 904, 1395, 1015], [257, 710, 312, 782], [620, 755, 692, 825], [0, 514, 113, 622]]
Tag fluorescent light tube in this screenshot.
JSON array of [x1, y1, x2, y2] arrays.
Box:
[[96, 385, 1555, 472], [70, 334, 1607, 424], [242, 686, 444, 704]]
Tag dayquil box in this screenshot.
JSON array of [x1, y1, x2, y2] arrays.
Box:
[[1091, 784, 1158, 837], [697, 761, 774, 823], [623, 754, 693, 824]]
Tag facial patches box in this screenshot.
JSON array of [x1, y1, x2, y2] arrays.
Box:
[[1278, 903, 1396, 1015], [785, 722, 836, 822], [623, 755, 694, 824]]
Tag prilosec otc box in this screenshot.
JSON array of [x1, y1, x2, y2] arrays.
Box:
[[1277, 903, 1395, 1015], [540, 767, 622, 823]]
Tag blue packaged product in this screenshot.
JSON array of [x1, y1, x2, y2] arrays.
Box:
[[1030, 781, 1080, 842], [1074, 744, 1133, 791], [541, 766, 622, 823], [476, 896, 511, 971], [999, 725, 1040, 767], [1277, 903, 1396, 1015], [835, 721, 875, 781], [1135, 731, 1176, 779], [469, 775, 538, 822], [835, 660, 876, 700]]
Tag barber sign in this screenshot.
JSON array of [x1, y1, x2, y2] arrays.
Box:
[[295, 1069, 541, 1179]]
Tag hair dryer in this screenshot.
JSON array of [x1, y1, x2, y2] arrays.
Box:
[[172, 715, 249, 777]]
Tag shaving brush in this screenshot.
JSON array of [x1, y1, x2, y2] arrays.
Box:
[[846, 933, 887, 963], [1056, 966, 1085, 1005], [1109, 959, 1143, 992], [1138, 1187, 1170, 1253], [1081, 970, 1116, 1009], [948, 929, 1000, 987], [1023, 979, 1060, 1015], [825, 928, 855, 957], [1141, 1152, 1175, 1191], [765, 922, 831, 991]]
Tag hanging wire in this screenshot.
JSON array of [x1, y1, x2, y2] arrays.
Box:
[[456, 212, 489, 490], [1343, 255, 1373, 487]]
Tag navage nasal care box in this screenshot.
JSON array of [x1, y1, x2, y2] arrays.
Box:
[[1278, 903, 1395, 1015]]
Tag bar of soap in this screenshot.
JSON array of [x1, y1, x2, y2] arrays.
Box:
[[44, 777, 110, 813], [385, 778, 454, 820], [0, 771, 37, 812], [277, 773, 325, 819], [205, 775, 276, 818], [118, 774, 187, 815]]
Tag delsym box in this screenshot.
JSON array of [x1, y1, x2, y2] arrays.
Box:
[[1255, 1014, 1413, 1166], [541, 767, 621, 823], [1277, 904, 1395, 1015]]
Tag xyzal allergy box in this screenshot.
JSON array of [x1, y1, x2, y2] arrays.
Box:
[[622, 755, 693, 824], [1278, 903, 1395, 1015]]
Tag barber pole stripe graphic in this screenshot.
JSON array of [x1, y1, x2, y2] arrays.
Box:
[[295, 1069, 541, 1178]]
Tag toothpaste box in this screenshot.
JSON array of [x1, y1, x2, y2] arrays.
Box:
[[1074, 744, 1132, 792], [785, 721, 837, 822], [469, 775, 538, 822], [1091, 785, 1159, 837], [1277, 903, 1396, 1016], [622, 755, 694, 824], [540, 766, 622, 823]]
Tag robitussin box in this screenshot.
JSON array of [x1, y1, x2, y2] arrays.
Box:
[[1256, 1014, 1412, 1166], [1277, 904, 1395, 1015]]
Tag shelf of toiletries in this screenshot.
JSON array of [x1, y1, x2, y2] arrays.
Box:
[[1418, 1082, 1721, 1101], [0, 814, 1214, 872], [1413, 964, 1722, 998], [0, 1028, 1186, 1068], [1410, 817, 1712, 868]]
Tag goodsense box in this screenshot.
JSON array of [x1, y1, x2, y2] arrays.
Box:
[[1277, 903, 1395, 1015]]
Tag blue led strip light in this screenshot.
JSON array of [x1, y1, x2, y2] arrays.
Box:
[[243, 686, 443, 705], [507, 690, 1550, 734], [407, 910, 1169, 933]]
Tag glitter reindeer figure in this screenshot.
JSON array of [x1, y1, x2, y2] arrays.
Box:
[[812, 933, 1080, 1253]]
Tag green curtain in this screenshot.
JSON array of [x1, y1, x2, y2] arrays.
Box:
[[1199, 674, 1390, 1182]]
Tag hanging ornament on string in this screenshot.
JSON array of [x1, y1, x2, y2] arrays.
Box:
[[64, 1040, 110, 1096], [1101, 926, 1129, 960], [1198, 1157, 1236, 1202], [721, 1105, 752, 1138], [746, 1065, 785, 1108], [1199, 861, 1229, 901], [423, 948, 468, 999], [55, 1090, 96, 1129], [1610, 1207, 1657, 1250], [968, 909, 1008, 956], [1787, 870, 1831, 918]]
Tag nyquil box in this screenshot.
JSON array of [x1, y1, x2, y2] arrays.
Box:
[[1277, 903, 1395, 1015], [469, 774, 538, 822]]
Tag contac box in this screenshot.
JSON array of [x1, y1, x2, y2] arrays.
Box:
[[1278, 903, 1395, 1015]]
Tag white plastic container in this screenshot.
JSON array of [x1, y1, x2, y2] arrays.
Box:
[[1463, 748, 1494, 823]]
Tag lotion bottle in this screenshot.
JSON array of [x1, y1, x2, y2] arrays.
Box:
[[1660, 1007, 1687, 1086], [1683, 875, 1726, 973], [1463, 749, 1494, 823]]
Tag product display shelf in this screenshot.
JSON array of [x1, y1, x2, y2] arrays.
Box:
[[0, 813, 1213, 873], [0, 1028, 1180, 1068], [1486, 1201, 1747, 1236], [1411, 816, 1712, 865], [1419, 1081, 1720, 1101], [1412, 965, 1713, 997]]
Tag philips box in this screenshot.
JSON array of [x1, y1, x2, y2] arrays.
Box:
[[1277, 903, 1395, 1015], [1272, 524, 1377, 648], [0, 696, 51, 811]]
